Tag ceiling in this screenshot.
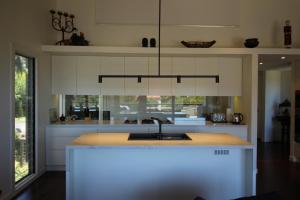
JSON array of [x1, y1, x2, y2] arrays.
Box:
[[258, 54, 300, 71]]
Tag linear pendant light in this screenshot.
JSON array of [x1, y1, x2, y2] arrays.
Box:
[[98, 0, 219, 84]]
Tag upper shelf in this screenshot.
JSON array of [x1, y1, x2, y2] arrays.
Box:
[[41, 45, 300, 56]]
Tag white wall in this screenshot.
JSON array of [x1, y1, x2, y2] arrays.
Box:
[[280, 70, 292, 101], [0, 0, 56, 199], [56, 0, 300, 47], [259, 67, 291, 142], [264, 70, 281, 142]]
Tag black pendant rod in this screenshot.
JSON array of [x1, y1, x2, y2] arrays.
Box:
[[99, 75, 219, 83], [98, 0, 220, 84], [158, 0, 161, 76]]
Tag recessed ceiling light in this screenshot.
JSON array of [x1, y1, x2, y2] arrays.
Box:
[[281, 56, 286, 60], [259, 62, 263, 65]]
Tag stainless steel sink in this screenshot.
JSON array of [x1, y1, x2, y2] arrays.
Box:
[[128, 133, 192, 140]]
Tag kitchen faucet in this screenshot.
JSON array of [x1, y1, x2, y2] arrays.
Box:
[[151, 117, 162, 139]]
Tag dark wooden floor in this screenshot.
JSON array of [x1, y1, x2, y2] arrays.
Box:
[[256, 142, 300, 199], [13, 172, 65, 200], [13, 142, 300, 200]]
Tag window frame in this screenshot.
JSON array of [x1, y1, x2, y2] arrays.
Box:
[[13, 52, 36, 186]]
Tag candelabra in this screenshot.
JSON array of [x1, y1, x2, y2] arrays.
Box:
[[50, 9, 77, 45]]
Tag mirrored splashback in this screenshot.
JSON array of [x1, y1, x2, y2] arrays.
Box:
[[51, 95, 233, 121]]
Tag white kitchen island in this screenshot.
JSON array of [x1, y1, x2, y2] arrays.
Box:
[[46, 122, 248, 170], [66, 133, 255, 200]]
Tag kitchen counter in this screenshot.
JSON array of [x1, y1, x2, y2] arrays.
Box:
[[71, 133, 251, 147], [51, 119, 247, 127], [46, 121, 249, 170], [52, 120, 130, 125], [66, 133, 255, 200]]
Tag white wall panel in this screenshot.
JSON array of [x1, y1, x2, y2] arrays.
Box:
[[95, 0, 158, 24], [162, 0, 240, 26], [95, 0, 240, 26]]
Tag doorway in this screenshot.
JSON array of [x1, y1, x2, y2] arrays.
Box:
[[257, 55, 292, 145]]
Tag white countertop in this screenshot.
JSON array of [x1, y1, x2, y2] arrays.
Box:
[[70, 133, 251, 147], [50, 120, 247, 127]]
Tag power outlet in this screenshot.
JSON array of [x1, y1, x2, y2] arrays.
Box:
[[214, 149, 230, 155]]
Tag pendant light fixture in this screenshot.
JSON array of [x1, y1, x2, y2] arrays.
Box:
[[98, 0, 219, 84]]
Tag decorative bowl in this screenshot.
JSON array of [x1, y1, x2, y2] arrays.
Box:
[[244, 38, 259, 48], [181, 40, 216, 48], [245, 38, 258, 42]]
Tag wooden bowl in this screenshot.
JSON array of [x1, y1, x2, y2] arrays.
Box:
[[181, 40, 216, 48]]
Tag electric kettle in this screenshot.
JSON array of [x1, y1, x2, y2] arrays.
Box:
[[232, 113, 243, 124]]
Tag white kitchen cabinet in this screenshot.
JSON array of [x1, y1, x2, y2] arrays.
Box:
[[218, 57, 242, 96], [46, 126, 99, 170], [124, 57, 149, 95], [148, 57, 172, 95], [196, 57, 219, 96], [172, 57, 196, 96], [46, 124, 158, 170], [52, 56, 77, 94], [51, 55, 243, 96], [100, 56, 125, 95], [77, 56, 101, 95]]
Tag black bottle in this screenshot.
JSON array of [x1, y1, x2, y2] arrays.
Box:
[[84, 107, 90, 117], [142, 38, 148, 47], [284, 20, 292, 48], [150, 38, 156, 47]]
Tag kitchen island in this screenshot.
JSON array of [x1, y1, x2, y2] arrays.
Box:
[[66, 133, 255, 200], [46, 121, 248, 170]]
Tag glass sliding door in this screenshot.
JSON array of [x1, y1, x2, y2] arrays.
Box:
[[14, 54, 35, 183]]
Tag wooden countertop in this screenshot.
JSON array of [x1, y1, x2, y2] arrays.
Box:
[[71, 133, 251, 147]]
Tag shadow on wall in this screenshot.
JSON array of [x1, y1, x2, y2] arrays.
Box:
[[135, 178, 204, 200]]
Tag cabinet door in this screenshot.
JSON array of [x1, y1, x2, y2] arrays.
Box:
[[148, 57, 172, 95], [218, 57, 242, 96], [52, 56, 77, 94], [46, 126, 98, 168], [196, 57, 219, 96], [172, 57, 196, 96], [124, 57, 149, 95], [77, 56, 101, 95], [100, 56, 125, 95]]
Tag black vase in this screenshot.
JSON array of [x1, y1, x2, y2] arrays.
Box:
[[142, 38, 148, 47], [150, 38, 156, 47], [244, 38, 259, 48]]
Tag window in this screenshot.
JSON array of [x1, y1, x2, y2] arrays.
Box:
[[14, 54, 35, 183], [174, 96, 205, 117], [146, 96, 173, 114], [65, 95, 100, 120], [61, 95, 230, 120]]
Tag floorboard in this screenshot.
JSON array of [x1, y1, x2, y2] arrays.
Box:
[[13, 172, 65, 200], [256, 142, 300, 200]]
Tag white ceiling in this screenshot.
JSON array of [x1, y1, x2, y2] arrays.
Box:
[[258, 54, 300, 71]]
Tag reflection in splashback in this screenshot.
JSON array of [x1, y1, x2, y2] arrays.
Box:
[[52, 95, 232, 121]]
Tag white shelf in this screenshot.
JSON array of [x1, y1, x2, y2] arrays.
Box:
[[42, 45, 157, 56], [42, 45, 300, 56]]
